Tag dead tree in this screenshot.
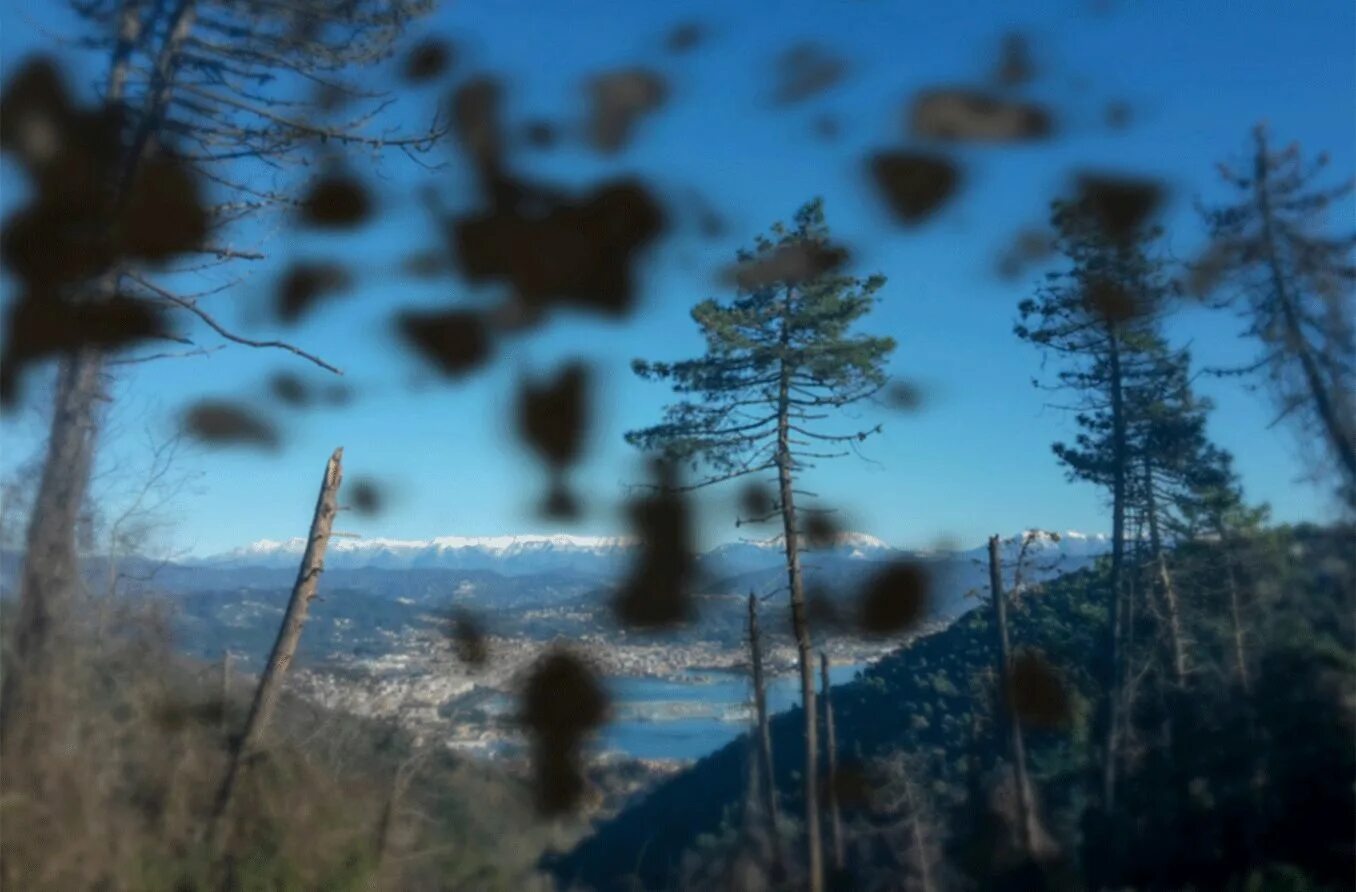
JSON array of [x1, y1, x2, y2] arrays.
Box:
[[219, 648, 233, 734], [2, 0, 437, 746], [820, 651, 844, 872], [1141, 453, 1189, 687], [1200, 127, 1356, 500], [988, 535, 1039, 861], [747, 591, 784, 867], [208, 446, 343, 853]]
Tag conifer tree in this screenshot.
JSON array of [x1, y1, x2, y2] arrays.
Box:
[[1015, 195, 1169, 813], [627, 198, 895, 891], [1197, 127, 1356, 503]]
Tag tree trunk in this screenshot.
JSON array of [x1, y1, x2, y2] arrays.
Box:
[[1142, 454, 1188, 686], [1, 349, 107, 741], [747, 591, 783, 868], [1252, 129, 1356, 496], [777, 290, 821, 892], [208, 447, 344, 853], [219, 649, 233, 734], [1101, 328, 1128, 813], [374, 755, 421, 885], [1218, 529, 1251, 696], [899, 764, 936, 892], [989, 536, 1039, 861], [1, 0, 197, 745], [819, 652, 844, 872]]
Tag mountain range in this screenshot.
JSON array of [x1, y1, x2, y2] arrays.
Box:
[[0, 530, 1110, 672], [192, 529, 1108, 580]]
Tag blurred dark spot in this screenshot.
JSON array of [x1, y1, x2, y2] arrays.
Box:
[[276, 262, 352, 324], [1183, 242, 1232, 298], [268, 371, 312, 407], [911, 89, 1052, 142], [1, 295, 171, 406], [516, 361, 590, 519], [181, 400, 279, 450], [402, 38, 454, 83], [314, 82, 354, 113], [0, 59, 210, 404], [993, 33, 1035, 86], [587, 68, 667, 154], [349, 478, 384, 515], [722, 240, 849, 290], [771, 43, 847, 105], [1007, 650, 1070, 728], [868, 151, 961, 224], [1104, 101, 1132, 130], [449, 608, 488, 667], [614, 459, 697, 629], [120, 157, 209, 261], [520, 648, 609, 816], [322, 381, 354, 407], [487, 294, 548, 332], [1083, 277, 1142, 323], [688, 191, 725, 238], [400, 250, 449, 279], [664, 22, 705, 54], [824, 761, 872, 810], [298, 172, 371, 229], [151, 696, 225, 733], [1074, 173, 1164, 242], [522, 120, 559, 149], [450, 178, 667, 318], [396, 310, 492, 378], [857, 561, 929, 636], [738, 482, 774, 522], [451, 77, 505, 170], [812, 114, 841, 141], [806, 586, 844, 633], [884, 380, 924, 411], [443, 77, 667, 320], [995, 227, 1056, 280], [804, 512, 841, 549], [0, 58, 71, 164]]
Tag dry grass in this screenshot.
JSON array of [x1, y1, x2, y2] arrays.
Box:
[[0, 595, 557, 891]]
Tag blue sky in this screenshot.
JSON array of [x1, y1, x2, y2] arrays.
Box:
[[2, 0, 1353, 555]]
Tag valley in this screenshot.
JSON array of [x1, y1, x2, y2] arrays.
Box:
[[23, 531, 1102, 762]]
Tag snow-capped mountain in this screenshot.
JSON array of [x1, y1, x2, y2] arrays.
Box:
[[700, 532, 896, 578], [192, 529, 1108, 580], [196, 531, 903, 578], [198, 534, 637, 577], [963, 529, 1114, 562]]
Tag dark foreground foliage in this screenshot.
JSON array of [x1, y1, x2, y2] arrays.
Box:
[[547, 524, 1355, 891]]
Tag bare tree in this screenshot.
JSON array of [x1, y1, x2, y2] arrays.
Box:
[[746, 591, 783, 868], [987, 535, 1040, 862], [820, 651, 844, 872], [1198, 126, 1356, 503], [209, 446, 343, 853], [1, 0, 439, 744]]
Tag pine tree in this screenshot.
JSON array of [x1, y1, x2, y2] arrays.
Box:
[[1177, 450, 1266, 696], [627, 198, 895, 891], [1124, 338, 1215, 687], [1015, 195, 1169, 816], [1197, 126, 1356, 504]]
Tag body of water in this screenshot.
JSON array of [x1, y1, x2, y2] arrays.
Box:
[[597, 664, 864, 761]]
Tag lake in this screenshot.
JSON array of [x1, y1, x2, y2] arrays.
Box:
[[597, 663, 864, 761]]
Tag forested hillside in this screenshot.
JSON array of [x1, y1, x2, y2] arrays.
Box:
[[549, 524, 1355, 891]]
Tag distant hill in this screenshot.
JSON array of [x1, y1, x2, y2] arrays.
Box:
[[0, 531, 1107, 670], [544, 526, 1355, 891]]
